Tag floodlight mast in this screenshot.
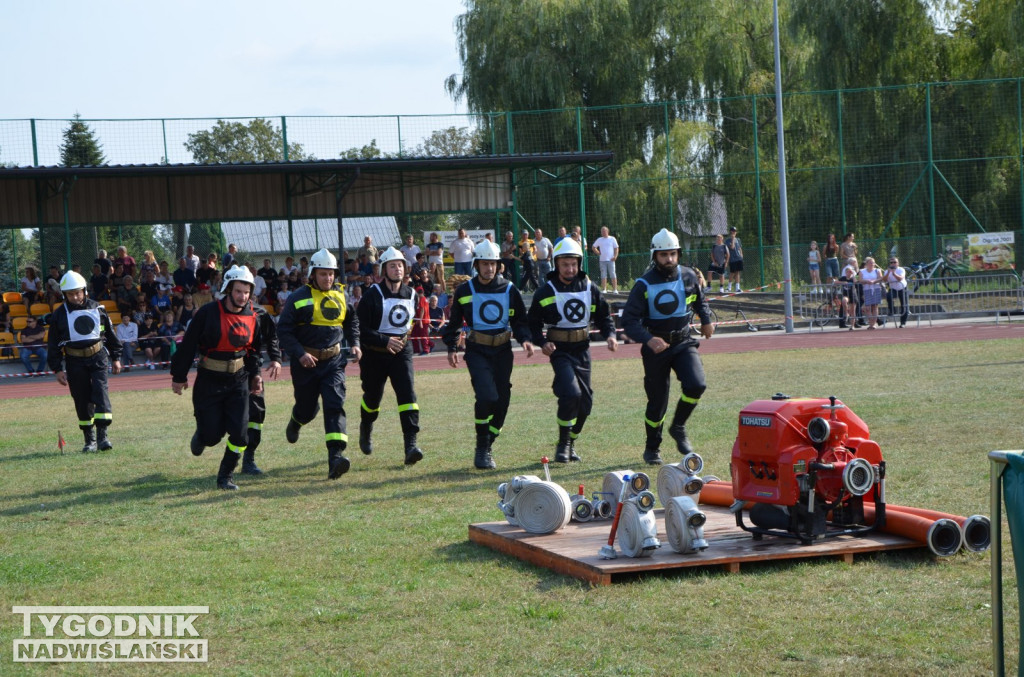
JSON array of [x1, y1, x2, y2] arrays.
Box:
[[773, 0, 794, 333]]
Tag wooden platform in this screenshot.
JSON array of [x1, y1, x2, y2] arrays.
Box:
[[469, 505, 924, 585]]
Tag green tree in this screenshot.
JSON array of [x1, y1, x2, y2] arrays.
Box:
[[184, 119, 309, 261], [185, 119, 308, 164], [55, 114, 107, 270]]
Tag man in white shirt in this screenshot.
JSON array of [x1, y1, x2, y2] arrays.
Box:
[[533, 228, 554, 280], [250, 263, 267, 303], [591, 226, 620, 293], [185, 245, 200, 273], [450, 228, 476, 276], [399, 234, 421, 266]]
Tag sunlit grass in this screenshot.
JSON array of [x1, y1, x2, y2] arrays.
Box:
[[0, 338, 1020, 675]]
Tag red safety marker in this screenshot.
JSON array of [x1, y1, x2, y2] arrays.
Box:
[[541, 456, 551, 482]]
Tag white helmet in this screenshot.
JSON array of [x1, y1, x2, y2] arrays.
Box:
[[650, 228, 681, 256], [310, 248, 338, 272], [473, 240, 501, 262], [378, 246, 407, 270], [552, 237, 583, 261], [59, 271, 88, 292], [220, 264, 255, 294]]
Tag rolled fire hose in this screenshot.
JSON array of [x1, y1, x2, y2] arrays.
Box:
[[869, 503, 990, 554], [656, 463, 705, 507], [665, 495, 709, 554], [603, 470, 650, 505], [699, 481, 964, 557], [616, 493, 660, 558], [497, 476, 572, 534]]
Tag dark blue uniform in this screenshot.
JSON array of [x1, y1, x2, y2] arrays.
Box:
[[621, 264, 711, 463], [527, 269, 616, 462], [444, 274, 531, 468], [47, 298, 122, 452], [276, 281, 359, 479]]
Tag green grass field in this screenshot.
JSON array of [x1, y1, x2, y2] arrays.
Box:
[[1, 338, 1021, 675]]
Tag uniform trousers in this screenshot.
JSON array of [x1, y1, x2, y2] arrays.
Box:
[[66, 352, 113, 430]]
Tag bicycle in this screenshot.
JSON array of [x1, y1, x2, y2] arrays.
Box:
[[906, 254, 962, 293]]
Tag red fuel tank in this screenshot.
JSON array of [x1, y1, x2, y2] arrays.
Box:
[[731, 397, 882, 506]]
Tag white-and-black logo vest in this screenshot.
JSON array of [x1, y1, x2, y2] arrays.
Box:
[[549, 280, 591, 329], [67, 307, 102, 342]]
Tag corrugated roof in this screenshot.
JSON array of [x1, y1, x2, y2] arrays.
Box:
[[217, 217, 401, 260], [0, 152, 613, 229]]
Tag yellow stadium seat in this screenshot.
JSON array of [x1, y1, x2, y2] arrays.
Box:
[[0, 332, 17, 360], [100, 299, 118, 312], [107, 312, 122, 326], [263, 304, 277, 316], [8, 305, 27, 317], [3, 291, 23, 304], [12, 317, 28, 331], [30, 303, 51, 317]]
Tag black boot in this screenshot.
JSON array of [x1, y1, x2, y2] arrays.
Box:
[[567, 436, 581, 462], [669, 399, 697, 455], [285, 418, 301, 444], [668, 424, 695, 455], [190, 430, 204, 456], [403, 434, 424, 466], [359, 420, 373, 455], [81, 426, 97, 453], [96, 426, 112, 451], [327, 445, 350, 480], [217, 450, 240, 490], [554, 426, 572, 463], [643, 447, 663, 465], [241, 449, 263, 475], [644, 424, 663, 465], [474, 429, 495, 470]]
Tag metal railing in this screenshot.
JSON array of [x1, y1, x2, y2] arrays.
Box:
[[796, 273, 1022, 330], [990, 450, 1024, 677]]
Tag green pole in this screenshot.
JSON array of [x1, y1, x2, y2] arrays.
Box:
[[837, 90, 846, 232], [11, 229, 18, 283], [161, 119, 169, 163], [576, 106, 588, 273], [752, 95, 765, 287], [926, 84, 937, 258], [63, 178, 76, 270], [30, 119, 39, 166], [1017, 78, 1023, 257], [281, 116, 289, 162], [397, 116, 403, 158], [664, 102, 674, 234]]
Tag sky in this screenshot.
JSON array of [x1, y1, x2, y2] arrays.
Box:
[[0, 0, 470, 120]]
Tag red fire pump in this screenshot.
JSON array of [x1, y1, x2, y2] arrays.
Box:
[[730, 395, 886, 544]]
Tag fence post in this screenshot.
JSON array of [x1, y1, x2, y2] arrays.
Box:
[[752, 94, 764, 288], [281, 116, 289, 162], [837, 90, 846, 233], [30, 118, 38, 166], [990, 450, 1024, 677], [926, 84, 938, 259], [664, 102, 673, 233]]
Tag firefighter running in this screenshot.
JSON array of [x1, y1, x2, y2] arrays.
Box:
[[171, 265, 270, 490], [356, 246, 425, 466], [47, 271, 123, 452], [527, 237, 617, 463], [444, 239, 535, 469], [621, 228, 714, 465], [276, 248, 361, 480]]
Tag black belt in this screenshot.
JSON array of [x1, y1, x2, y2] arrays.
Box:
[[651, 329, 690, 345]]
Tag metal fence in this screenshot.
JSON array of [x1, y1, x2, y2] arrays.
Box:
[[2, 77, 1022, 291], [796, 272, 1022, 329]]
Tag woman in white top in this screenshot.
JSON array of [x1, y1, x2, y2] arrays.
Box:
[[858, 257, 883, 329], [883, 256, 909, 328]]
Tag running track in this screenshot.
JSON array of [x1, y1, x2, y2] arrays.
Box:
[[2, 320, 1020, 400]]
